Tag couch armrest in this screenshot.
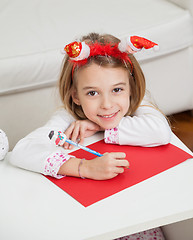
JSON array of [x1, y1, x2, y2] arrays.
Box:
[[168, 0, 193, 16]]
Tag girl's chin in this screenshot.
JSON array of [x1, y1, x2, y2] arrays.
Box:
[[98, 122, 118, 130]]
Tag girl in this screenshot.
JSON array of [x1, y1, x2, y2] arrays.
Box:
[[10, 32, 171, 180], [10, 32, 170, 239]]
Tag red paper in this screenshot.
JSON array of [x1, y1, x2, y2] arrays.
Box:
[[45, 141, 192, 207]]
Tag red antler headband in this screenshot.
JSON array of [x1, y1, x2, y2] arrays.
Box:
[[61, 36, 159, 76]]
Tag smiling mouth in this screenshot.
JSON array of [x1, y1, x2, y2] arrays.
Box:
[[98, 111, 119, 119]]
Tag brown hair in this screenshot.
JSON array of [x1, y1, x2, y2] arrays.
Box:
[[58, 33, 146, 119]]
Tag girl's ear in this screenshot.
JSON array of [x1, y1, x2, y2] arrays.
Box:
[[71, 88, 81, 106]]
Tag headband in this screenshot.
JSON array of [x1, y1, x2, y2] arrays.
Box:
[[62, 36, 159, 77]]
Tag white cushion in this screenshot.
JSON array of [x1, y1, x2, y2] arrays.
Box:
[[0, 0, 193, 95]]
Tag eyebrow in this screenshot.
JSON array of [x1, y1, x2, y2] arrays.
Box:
[[82, 82, 127, 90], [113, 82, 127, 86]]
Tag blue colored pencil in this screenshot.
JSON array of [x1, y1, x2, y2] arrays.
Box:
[[65, 138, 103, 157], [48, 130, 103, 157]]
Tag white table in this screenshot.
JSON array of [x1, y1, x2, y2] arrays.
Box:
[[0, 133, 193, 240]]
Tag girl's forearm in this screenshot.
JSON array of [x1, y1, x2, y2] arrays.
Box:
[[58, 157, 82, 177], [58, 152, 128, 180]]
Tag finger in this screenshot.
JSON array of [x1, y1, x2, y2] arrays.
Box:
[[63, 141, 70, 149], [63, 132, 72, 149], [64, 122, 80, 149], [115, 159, 129, 168], [64, 123, 76, 149], [70, 123, 82, 148], [114, 166, 125, 174], [103, 152, 109, 155], [64, 122, 75, 138], [110, 152, 126, 159], [78, 126, 85, 145], [63, 137, 71, 149]]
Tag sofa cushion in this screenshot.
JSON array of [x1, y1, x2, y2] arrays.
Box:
[[0, 0, 193, 95]]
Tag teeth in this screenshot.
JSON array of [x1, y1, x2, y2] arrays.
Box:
[[101, 113, 115, 118]]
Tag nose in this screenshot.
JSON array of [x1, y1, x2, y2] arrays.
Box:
[[100, 94, 113, 109]]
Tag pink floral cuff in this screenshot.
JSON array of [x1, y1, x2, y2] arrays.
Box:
[[116, 227, 165, 240], [104, 127, 119, 144], [44, 152, 75, 179]]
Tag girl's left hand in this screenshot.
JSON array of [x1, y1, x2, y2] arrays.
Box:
[[64, 120, 103, 149]]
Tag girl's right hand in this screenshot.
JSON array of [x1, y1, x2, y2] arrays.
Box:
[[81, 152, 129, 180], [64, 120, 103, 149]]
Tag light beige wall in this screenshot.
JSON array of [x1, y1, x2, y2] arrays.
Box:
[[162, 218, 193, 240]]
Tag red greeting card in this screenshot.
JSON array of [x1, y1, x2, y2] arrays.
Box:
[[45, 140, 192, 207]]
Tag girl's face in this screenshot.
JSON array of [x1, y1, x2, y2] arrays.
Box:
[[72, 63, 130, 129]]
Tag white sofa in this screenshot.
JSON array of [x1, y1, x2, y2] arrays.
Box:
[[1, 0, 193, 150], [0, 0, 193, 238]]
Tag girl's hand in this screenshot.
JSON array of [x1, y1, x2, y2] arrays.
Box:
[[64, 120, 103, 149], [81, 152, 129, 180]]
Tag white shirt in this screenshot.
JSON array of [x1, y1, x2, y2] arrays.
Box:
[[9, 97, 172, 178]]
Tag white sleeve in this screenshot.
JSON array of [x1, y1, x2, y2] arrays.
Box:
[[117, 104, 172, 147], [9, 109, 75, 175]]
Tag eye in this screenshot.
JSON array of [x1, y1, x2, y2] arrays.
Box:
[[88, 91, 98, 96], [113, 88, 122, 93]]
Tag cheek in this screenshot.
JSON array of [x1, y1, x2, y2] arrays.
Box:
[[81, 102, 97, 118], [121, 97, 130, 116]]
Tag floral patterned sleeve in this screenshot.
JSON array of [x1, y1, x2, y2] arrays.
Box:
[[115, 227, 165, 240], [44, 152, 75, 179], [104, 127, 119, 144]]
